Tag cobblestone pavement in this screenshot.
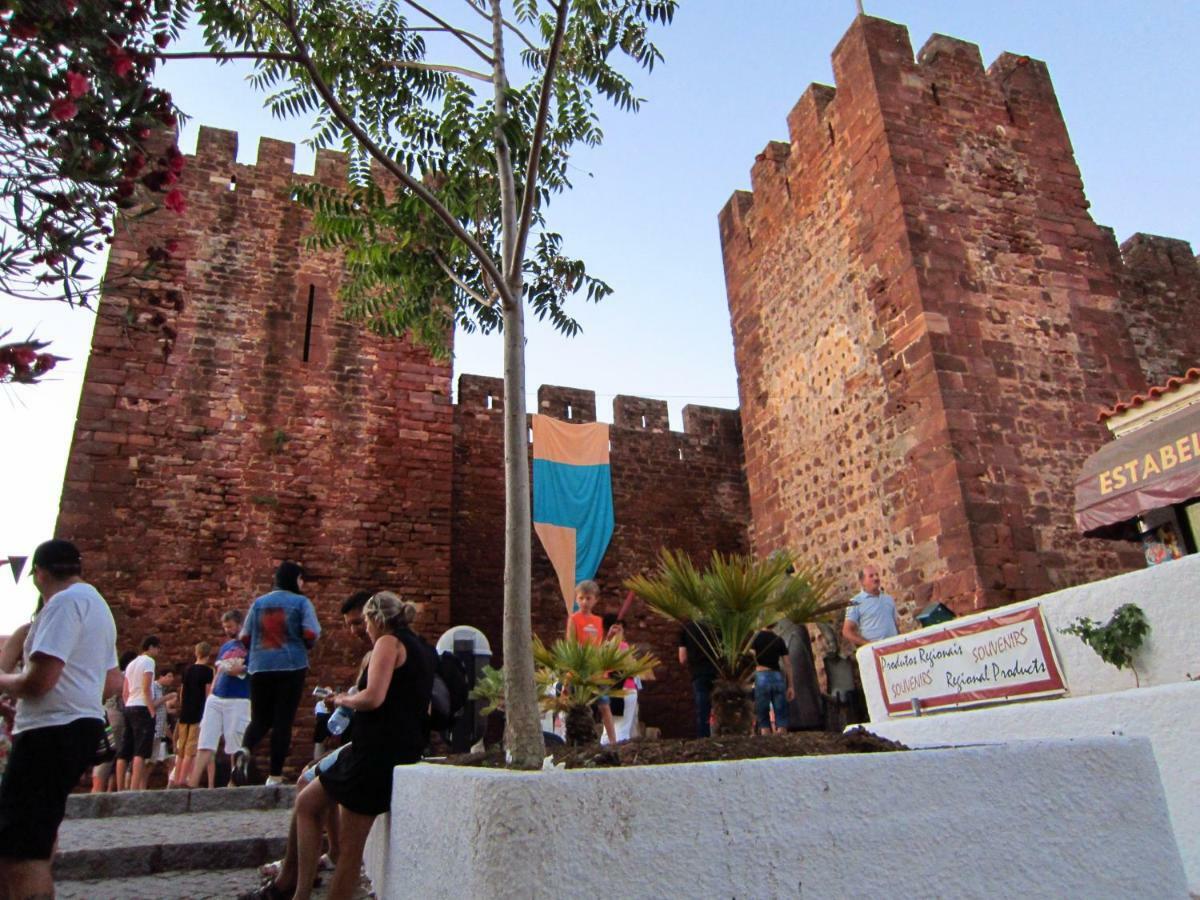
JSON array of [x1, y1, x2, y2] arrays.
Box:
[[57, 866, 374, 899]]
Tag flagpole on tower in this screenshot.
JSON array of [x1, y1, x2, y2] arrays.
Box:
[[856, 0, 865, 14]]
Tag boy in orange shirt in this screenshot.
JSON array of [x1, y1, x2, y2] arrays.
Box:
[[565, 580, 616, 744]]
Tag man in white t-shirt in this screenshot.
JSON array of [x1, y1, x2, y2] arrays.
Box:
[[0, 539, 119, 899], [119, 635, 161, 790]]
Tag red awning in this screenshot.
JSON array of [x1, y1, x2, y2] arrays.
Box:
[[1075, 403, 1200, 538]]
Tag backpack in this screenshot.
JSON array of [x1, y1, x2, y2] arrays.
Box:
[[429, 650, 470, 733]]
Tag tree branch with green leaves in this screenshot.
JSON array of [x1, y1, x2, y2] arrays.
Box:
[[153, 0, 677, 767]]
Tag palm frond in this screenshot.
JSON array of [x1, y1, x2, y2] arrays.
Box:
[[628, 549, 839, 683], [533, 634, 658, 711]]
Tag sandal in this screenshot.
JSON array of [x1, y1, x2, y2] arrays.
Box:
[[236, 881, 286, 900], [259, 859, 282, 880]]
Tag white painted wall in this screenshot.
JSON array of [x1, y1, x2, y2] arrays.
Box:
[[857, 554, 1200, 723], [862, 680, 1200, 894], [364, 737, 1187, 899]]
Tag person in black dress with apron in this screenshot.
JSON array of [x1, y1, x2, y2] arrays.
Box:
[[248, 591, 433, 900]]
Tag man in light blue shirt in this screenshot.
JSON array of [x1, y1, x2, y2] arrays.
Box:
[[842, 564, 900, 646]]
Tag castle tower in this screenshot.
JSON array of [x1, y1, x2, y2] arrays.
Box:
[[719, 16, 1153, 615], [57, 127, 454, 699], [1118, 233, 1200, 387]]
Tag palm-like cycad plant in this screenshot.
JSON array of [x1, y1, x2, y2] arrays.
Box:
[[627, 550, 844, 736], [534, 635, 659, 746], [470, 641, 659, 747]]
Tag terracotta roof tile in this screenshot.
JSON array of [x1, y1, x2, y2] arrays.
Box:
[[1098, 367, 1200, 422]]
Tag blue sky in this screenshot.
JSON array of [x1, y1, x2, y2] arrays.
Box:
[[2, 1, 1198, 631]]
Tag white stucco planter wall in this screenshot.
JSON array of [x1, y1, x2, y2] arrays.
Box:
[[363, 737, 1186, 899], [857, 553, 1200, 723], [864, 680, 1200, 894]]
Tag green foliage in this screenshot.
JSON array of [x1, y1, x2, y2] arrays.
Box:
[[188, 0, 676, 346], [627, 550, 846, 686], [533, 633, 658, 712], [1, 0, 189, 306], [467, 639, 658, 718], [1061, 603, 1150, 674], [469, 664, 507, 715]]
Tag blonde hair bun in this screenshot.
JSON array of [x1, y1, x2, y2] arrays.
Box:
[[364, 591, 417, 633]]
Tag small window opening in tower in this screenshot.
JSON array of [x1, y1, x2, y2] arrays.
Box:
[[302, 284, 316, 363], [566, 404, 573, 420], [228, 175, 237, 192], [528, 426, 533, 444], [827, 123, 835, 145], [1004, 101, 1016, 125], [486, 395, 494, 410], [931, 83, 941, 106], [641, 415, 647, 429], [678, 447, 684, 461]]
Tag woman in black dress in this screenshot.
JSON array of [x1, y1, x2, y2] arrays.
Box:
[[254, 591, 433, 900]]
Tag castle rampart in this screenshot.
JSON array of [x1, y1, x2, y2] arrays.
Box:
[[56, 13, 1200, 758], [57, 125, 750, 747], [720, 15, 1185, 618], [452, 375, 750, 738], [60, 127, 457, 771]]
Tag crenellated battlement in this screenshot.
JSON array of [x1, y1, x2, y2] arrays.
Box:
[[187, 125, 355, 202], [1121, 233, 1200, 280], [455, 374, 741, 446], [1119, 234, 1200, 388], [720, 16, 1070, 249]]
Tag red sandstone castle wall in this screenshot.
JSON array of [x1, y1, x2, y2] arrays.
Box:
[[60, 126, 750, 752], [57, 128, 455, 770], [1118, 234, 1200, 387], [452, 376, 750, 739], [721, 17, 1147, 619]]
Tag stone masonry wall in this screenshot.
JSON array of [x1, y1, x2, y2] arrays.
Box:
[[452, 376, 750, 739], [57, 128, 454, 775], [1118, 234, 1200, 387], [720, 16, 1147, 621]]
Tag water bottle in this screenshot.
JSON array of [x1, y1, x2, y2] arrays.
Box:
[[326, 705, 352, 736], [326, 688, 356, 736]]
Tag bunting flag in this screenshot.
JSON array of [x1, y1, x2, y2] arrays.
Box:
[[4, 556, 26, 584], [532, 415, 614, 614]]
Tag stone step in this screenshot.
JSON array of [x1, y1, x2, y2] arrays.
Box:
[[55, 866, 374, 900], [56, 866, 271, 900], [66, 784, 296, 819], [54, 807, 290, 881]]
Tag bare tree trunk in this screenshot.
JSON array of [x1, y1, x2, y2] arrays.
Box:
[[500, 294, 544, 768], [494, 0, 544, 770]]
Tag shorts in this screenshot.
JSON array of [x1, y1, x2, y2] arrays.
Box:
[[119, 706, 155, 761], [196, 695, 251, 754], [174, 721, 201, 758], [0, 718, 102, 860]]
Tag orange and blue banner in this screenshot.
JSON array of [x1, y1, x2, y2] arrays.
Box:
[[531, 415, 614, 613]]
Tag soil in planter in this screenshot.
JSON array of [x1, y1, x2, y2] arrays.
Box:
[[440, 728, 906, 770]]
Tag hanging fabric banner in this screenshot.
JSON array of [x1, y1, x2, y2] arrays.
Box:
[[531, 415, 614, 614]]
